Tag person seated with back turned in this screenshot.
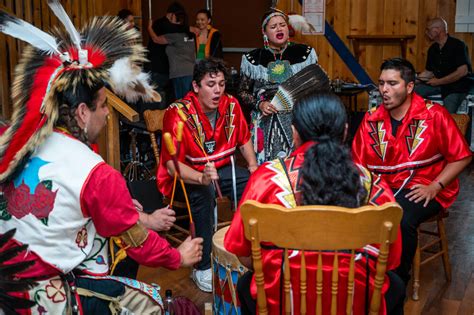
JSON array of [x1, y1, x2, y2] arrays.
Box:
[[415, 17, 472, 113], [157, 58, 258, 292], [353, 58, 472, 287], [225, 92, 405, 315]]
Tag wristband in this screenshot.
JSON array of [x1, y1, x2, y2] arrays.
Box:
[[436, 180, 445, 189]]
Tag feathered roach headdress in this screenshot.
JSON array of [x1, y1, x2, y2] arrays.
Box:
[[0, 0, 160, 183]]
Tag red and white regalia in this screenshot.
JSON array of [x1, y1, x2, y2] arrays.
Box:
[[158, 91, 250, 197], [224, 141, 401, 315], [0, 132, 180, 314], [352, 93, 472, 209]]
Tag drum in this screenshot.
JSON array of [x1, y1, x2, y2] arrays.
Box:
[[212, 226, 248, 315]]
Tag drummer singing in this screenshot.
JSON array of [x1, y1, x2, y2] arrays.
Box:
[[157, 58, 258, 292]]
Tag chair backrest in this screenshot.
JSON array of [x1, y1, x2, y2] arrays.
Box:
[[143, 109, 167, 165], [240, 200, 402, 315], [450, 113, 470, 137]]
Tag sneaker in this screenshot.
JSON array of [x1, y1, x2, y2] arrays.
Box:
[[191, 268, 212, 292]]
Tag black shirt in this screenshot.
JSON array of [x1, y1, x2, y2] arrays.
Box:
[[390, 116, 403, 137], [426, 35, 472, 96], [146, 17, 188, 75]]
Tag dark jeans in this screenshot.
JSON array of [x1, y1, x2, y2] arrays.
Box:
[[172, 76, 193, 100], [394, 190, 443, 285], [187, 164, 250, 270], [237, 270, 405, 315], [414, 83, 467, 113]]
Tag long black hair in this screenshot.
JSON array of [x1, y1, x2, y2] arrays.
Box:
[[293, 93, 365, 208]]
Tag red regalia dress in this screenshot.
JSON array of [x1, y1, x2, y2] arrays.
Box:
[[352, 93, 472, 209], [224, 141, 401, 315]]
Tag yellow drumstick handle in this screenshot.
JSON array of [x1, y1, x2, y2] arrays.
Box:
[[163, 132, 176, 156], [176, 121, 184, 142]]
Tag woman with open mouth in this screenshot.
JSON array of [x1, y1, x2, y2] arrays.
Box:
[[238, 8, 319, 164]]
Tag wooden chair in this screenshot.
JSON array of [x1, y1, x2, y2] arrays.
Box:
[[240, 200, 402, 315], [143, 109, 189, 244], [411, 113, 470, 300]]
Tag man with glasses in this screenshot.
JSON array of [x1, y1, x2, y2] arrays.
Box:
[[415, 17, 472, 113]]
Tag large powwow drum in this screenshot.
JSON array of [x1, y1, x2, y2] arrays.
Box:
[[212, 226, 248, 315]]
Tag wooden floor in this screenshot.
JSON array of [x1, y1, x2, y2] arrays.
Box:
[[137, 163, 474, 315]]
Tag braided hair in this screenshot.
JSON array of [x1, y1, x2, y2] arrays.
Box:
[[292, 93, 366, 208], [54, 77, 104, 145]]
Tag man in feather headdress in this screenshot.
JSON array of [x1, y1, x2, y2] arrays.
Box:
[[0, 1, 202, 314]]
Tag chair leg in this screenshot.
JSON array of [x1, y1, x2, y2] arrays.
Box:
[[412, 232, 421, 301], [437, 218, 452, 282]]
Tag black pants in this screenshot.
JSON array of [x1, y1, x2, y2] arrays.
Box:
[[187, 164, 249, 270], [237, 270, 405, 315], [394, 190, 443, 285]]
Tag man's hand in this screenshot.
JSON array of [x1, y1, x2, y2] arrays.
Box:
[[178, 236, 204, 267], [200, 162, 219, 186], [132, 199, 143, 212], [405, 183, 442, 207], [427, 77, 442, 86], [248, 164, 258, 173], [140, 207, 176, 231]]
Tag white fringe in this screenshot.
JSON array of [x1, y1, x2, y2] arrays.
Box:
[[240, 48, 318, 82]]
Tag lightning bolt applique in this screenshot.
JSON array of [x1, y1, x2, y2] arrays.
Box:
[[405, 119, 427, 156], [368, 121, 388, 161], [190, 114, 205, 145], [265, 159, 297, 208], [225, 102, 235, 142], [368, 176, 385, 206]]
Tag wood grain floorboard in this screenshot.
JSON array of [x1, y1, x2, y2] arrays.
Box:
[[138, 164, 474, 314]]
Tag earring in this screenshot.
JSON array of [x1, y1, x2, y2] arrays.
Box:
[[263, 34, 269, 49]]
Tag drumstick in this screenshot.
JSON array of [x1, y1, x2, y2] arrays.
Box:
[[176, 109, 225, 198], [163, 132, 196, 239], [169, 122, 183, 207]]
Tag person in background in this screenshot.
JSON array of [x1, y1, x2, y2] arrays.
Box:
[[118, 9, 136, 30], [415, 17, 472, 113], [225, 92, 405, 315], [146, 2, 190, 104], [148, 6, 196, 100], [353, 58, 472, 286], [238, 8, 318, 164], [195, 9, 223, 60]]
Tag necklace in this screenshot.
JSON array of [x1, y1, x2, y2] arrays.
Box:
[[266, 44, 292, 83]]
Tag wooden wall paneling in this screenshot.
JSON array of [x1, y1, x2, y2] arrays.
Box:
[[0, 33, 10, 118], [63, 0, 72, 19], [23, 0, 32, 23], [14, 0, 24, 51], [365, 0, 384, 82], [4, 0, 17, 81], [72, 0, 80, 28], [87, 0, 94, 18], [400, 0, 419, 65], [416, 0, 437, 71], [80, 0, 88, 27], [382, 0, 401, 60], [333, 0, 351, 80], [323, 0, 336, 76], [40, 0, 50, 30], [32, 0, 41, 27]]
